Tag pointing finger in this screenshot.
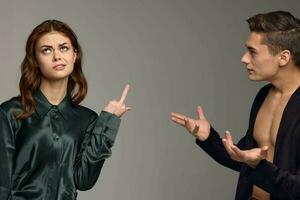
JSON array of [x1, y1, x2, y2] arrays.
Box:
[[119, 84, 130, 103]]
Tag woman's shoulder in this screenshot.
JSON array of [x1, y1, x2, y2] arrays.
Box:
[[0, 96, 22, 115], [72, 104, 98, 119]]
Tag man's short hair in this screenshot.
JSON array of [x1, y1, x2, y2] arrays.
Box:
[[247, 11, 300, 67]]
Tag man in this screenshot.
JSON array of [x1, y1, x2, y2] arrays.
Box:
[[171, 11, 300, 200]]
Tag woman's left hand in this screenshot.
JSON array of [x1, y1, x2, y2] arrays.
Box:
[[103, 84, 132, 117]]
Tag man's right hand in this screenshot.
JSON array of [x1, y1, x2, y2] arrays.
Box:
[[170, 106, 211, 141]]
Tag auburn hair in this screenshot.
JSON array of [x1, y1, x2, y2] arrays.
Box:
[[14, 19, 87, 119]]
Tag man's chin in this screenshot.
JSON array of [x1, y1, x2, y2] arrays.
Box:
[[248, 75, 264, 82]]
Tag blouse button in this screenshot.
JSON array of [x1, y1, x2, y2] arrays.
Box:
[[53, 134, 60, 141], [51, 109, 59, 119]]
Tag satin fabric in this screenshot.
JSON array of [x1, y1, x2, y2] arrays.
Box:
[[0, 89, 121, 200]]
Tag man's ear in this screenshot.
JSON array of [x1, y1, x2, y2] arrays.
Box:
[[279, 50, 291, 67]]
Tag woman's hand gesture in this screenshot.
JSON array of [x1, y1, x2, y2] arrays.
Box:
[[103, 84, 132, 117]]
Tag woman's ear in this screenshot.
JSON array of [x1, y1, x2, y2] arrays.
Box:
[[73, 49, 77, 63]]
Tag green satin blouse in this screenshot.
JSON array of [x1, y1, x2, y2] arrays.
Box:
[[0, 89, 121, 200]]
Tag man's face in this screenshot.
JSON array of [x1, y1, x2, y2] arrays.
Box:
[[241, 32, 280, 81]]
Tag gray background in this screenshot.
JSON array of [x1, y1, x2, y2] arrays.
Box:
[[0, 0, 299, 199]]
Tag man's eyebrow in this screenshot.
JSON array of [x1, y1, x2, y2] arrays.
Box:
[[245, 45, 257, 51]]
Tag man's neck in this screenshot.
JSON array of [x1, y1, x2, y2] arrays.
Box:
[[270, 65, 300, 97]]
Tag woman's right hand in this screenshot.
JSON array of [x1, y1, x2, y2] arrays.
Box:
[[170, 106, 211, 141]]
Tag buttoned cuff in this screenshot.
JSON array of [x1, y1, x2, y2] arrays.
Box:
[[93, 111, 121, 142]]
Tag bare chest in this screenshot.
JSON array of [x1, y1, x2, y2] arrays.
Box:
[[252, 93, 290, 200], [253, 95, 289, 160]]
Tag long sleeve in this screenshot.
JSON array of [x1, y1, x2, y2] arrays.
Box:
[[73, 111, 121, 191], [195, 127, 246, 172], [246, 159, 300, 199], [0, 107, 15, 200], [195, 85, 272, 173]]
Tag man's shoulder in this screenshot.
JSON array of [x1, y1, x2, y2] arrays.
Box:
[[253, 84, 272, 100], [248, 84, 273, 110], [257, 84, 272, 95]]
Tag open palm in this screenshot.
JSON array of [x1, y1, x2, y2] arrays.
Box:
[[171, 106, 211, 141], [222, 131, 268, 168]]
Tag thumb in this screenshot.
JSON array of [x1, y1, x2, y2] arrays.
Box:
[[260, 146, 269, 158], [197, 106, 207, 120]]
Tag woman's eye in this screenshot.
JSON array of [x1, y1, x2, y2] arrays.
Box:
[[42, 48, 52, 54], [60, 46, 69, 52]]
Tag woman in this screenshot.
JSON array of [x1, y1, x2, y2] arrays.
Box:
[[0, 20, 131, 200]]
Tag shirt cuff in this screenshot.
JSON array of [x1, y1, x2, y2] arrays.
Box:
[[195, 126, 219, 147], [93, 111, 121, 142], [246, 159, 276, 192]]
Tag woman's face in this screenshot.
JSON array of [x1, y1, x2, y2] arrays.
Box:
[[35, 31, 77, 82]]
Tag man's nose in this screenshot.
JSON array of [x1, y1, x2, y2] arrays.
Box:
[[241, 52, 249, 64]]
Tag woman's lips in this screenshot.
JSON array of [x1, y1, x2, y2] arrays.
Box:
[[53, 64, 66, 71]]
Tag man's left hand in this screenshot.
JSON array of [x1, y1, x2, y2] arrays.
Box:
[[222, 131, 268, 168]]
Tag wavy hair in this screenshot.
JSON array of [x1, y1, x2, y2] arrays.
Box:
[[14, 20, 87, 119]]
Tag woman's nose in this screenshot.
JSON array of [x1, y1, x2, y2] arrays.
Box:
[[53, 50, 62, 61]]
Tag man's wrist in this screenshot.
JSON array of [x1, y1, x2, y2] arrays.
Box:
[[246, 159, 262, 169]]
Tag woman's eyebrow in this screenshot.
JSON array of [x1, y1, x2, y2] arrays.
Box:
[[58, 42, 69, 47], [39, 45, 52, 49], [39, 42, 69, 49]]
